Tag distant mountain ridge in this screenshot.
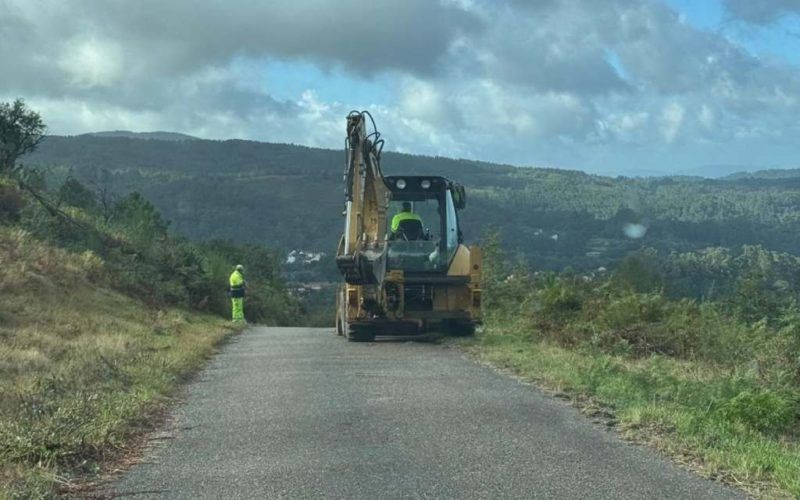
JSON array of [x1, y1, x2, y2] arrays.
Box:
[[675, 164, 756, 179], [24, 134, 800, 273], [724, 168, 800, 180], [83, 130, 199, 141], [75, 131, 800, 180]]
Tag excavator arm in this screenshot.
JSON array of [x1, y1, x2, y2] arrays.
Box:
[[336, 111, 391, 288]]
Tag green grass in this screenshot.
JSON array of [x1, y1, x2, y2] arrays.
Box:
[[470, 321, 800, 498], [0, 227, 239, 498]]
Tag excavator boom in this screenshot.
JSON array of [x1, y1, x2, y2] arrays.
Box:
[[335, 111, 390, 285]]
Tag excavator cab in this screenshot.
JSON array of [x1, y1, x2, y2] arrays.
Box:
[[384, 176, 462, 274]]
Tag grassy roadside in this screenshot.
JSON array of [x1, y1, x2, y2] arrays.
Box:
[[466, 317, 800, 499], [0, 227, 240, 498]]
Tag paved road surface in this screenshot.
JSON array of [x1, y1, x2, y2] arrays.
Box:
[[110, 327, 742, 499]]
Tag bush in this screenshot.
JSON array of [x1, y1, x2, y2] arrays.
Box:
[[600, 292, 666, 328], [480, 232, 533, 316], [0, 179, 25, 223], [717, 389, 798, 435], [613, 250, 664, 293], [731, 268, 795, 325], [539, 277, 584, 316]]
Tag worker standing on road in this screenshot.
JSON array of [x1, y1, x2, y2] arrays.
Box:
[[229, 264, 246, 323], [391, 202, 423, 234]]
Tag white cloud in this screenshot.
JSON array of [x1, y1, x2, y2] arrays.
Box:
[[660, 102, 686, 143], [698, 105, 715, 130], [20, 97, 163, 135], [399, 79, 453, 126], [58, 37, 124, 88], [2, 0, 800, 173]]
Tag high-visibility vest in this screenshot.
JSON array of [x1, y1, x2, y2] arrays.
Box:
[[391, 211, 422, 232], [229, 270, 245, 297]]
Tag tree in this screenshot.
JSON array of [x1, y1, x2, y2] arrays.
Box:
[[87, 168, 116, 223], [113, 192, 169, 244], [0, 99, 46, 174], [57, 177, 97, 210]]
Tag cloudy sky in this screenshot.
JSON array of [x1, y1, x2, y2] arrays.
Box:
[[2, 0, 799, 175]]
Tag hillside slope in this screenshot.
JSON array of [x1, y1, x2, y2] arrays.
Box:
[[26, 135, 800, 273], [0, 170, 301, 496], [0, 225, 236, 497]]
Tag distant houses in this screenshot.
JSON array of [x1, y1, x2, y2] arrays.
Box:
[[286, 250, 325, 265]]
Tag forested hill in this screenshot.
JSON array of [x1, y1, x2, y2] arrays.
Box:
[[725, 168, 800, 180], [85, 130, 200, 141], [26, 134, 800, 272]]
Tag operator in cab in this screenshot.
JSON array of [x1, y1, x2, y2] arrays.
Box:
[[390, 202, 424, 240]]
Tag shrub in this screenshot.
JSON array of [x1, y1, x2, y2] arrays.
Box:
[[613, 250, 664, 293], [757, 314, 800, 386], [539, 278, 584, 316], [717, 389, 799, 435], [600, 292, 666, 329], [731, 268, 795, 325], [0, 179, 25, 223]]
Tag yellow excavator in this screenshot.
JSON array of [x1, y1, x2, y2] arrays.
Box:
[[335, 111, 482, 341]]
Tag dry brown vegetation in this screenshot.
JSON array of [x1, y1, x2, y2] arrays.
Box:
[[0, 226, 236, 498]]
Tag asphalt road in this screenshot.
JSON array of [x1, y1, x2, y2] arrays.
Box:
[[110, 327, 743, 499]]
